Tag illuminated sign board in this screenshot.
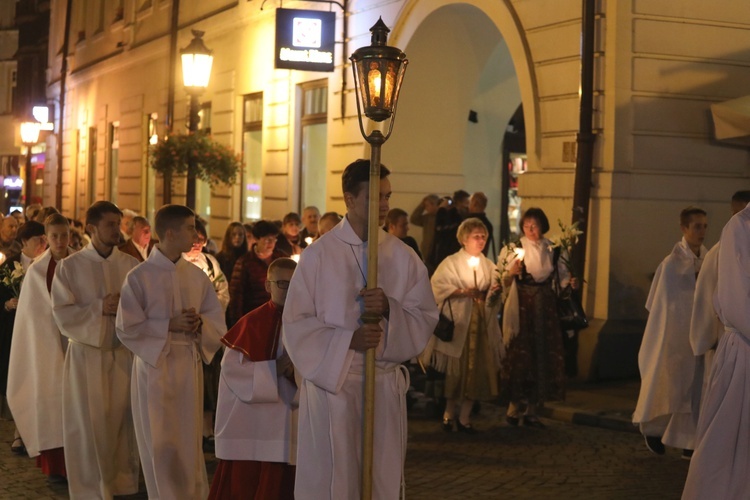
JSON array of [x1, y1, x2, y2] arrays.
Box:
[[275, 8, 335, 72]]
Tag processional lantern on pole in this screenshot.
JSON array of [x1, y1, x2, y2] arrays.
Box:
[[180, 29, 214, 210], [349, 17, 408, 500], [20, 116, 42, 208]]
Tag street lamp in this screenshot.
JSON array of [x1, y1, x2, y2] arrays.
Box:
[[181, 29, 214, 209], [20, 119, 41, 208], [349, 17, 408, 500]]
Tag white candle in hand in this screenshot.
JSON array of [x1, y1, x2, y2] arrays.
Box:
[[468, 256, 480, 290]]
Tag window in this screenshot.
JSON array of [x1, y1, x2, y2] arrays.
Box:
[[195, 102, 212, 218], [88, 127, 97, 206], [298, 81, 328, 212], [109, 122, 119, 203], [242, 93, 263, 221]]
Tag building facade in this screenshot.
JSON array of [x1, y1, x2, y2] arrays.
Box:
[[43, 0, 750, 378]]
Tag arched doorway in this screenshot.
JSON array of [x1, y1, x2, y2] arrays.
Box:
[[383, 0, 536, 251]]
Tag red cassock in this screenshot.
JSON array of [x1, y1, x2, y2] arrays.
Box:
[[208, 301, 295, 500]]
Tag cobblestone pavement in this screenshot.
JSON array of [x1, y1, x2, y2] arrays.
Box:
[[1, 405, 688, 499]]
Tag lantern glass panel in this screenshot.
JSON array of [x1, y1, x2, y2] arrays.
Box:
[[20, 122, 41, 144], [182, 53, 214, 89]]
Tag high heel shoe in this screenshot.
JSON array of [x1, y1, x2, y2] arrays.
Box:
[[441, 418, 454, 433], [456, 420, 478, 434]]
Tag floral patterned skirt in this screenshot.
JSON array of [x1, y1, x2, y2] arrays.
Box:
[[500, 282, 565, 405]]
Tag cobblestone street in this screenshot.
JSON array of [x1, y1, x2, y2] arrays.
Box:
[[1, 402, 688, 499]]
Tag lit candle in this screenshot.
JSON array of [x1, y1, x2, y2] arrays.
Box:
[[291, 254, 300, 263], [0, 252, 5, 266], [513, 248, 525, 261], [468, 256, 480, 290], [304, 237, 313, 246]]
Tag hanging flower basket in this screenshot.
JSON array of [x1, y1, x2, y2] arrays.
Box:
[[150, 131, 241, 188]]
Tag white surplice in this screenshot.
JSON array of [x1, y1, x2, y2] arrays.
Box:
[[7, 249, 69, 457], [683, 207, 750, 499], [633, 237, 707, 450], [214, 345, 297, 462], [51, 244, 140, 499], [282, 217, 438, 500], [117, 248, 225, 500], [688, 242, 723, 411]]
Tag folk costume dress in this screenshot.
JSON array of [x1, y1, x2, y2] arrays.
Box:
[[209, 300, 297, 500], [420, 249, 503, 401], [7, 248, 73, 476], [683, 205, 750, 499], [51, 243, 140, 499], [498, 237, 569, 406], [117, 248, 226, 500], [633, 237, 707, 450], [282, 217, 438, 500]]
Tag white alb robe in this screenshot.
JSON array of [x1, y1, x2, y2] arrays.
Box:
[[7, 249, 69, 457], [688, 242, 723, 412], [117, 248, 225, 500], [282, 217, 438, 500], [51, 244, 140, 498], [683, 206, 750, 499], [633, 238, 706, 450]]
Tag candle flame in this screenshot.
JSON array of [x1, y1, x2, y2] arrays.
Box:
[[291, 254, 300, 263], [468, 256, 480, 269], [514, 248, 525, 261], [305, 237, 313, 245]]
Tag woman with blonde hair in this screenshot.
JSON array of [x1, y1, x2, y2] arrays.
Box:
[[422, 217, 503, 433]]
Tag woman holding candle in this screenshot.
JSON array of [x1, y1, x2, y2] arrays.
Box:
[[498, 207, 576, 428], [421, 218, 503, 433]]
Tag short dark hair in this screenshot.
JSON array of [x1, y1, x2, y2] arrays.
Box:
[[283, 212, 301, 225], [453, 190, 470, 203], [44, 213, 70, 230], [154, 204, 195, 240], [252, 220, 281, 239], [386, 208, 408, 229], [267, 257, 297, 277], [341, 159, 391, 197], [520, 207, 550, 234], [16, 221, 45, 242], [680, 206, 707, 227], [86, 201, 123, 227], [731, 191, 750, 204]]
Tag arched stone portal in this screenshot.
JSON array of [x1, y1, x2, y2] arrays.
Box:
[[382, 0, 537, 247]]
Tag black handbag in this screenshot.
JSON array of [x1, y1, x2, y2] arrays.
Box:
[[556, 285, 589, 331], [433, 299, 455, 342], [553, 247, 588, 331]]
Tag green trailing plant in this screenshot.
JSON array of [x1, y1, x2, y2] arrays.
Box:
[[150, 131, 241, 188]]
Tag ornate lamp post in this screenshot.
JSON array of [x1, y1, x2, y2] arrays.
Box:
[[350, 17, 408, 500], [180, 29, 214, 209], [20, 119, 42, 208]]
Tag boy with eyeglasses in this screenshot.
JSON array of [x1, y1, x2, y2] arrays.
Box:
[[209, 257, 297, 500]]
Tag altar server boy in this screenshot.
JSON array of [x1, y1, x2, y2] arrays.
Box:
[[117, 205, 226, 499]]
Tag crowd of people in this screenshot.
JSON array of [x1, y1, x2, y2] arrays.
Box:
[[0, 163, 746, 499]]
